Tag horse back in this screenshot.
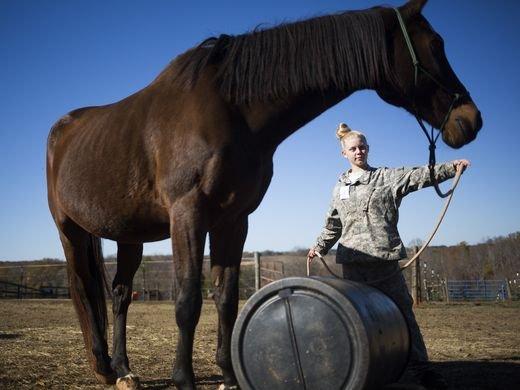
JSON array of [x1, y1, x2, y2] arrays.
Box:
[[46, 66, 271, 240]]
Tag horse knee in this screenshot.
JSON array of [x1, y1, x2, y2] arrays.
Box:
[[175, 282, 202, 326], [213, 287, 238, 316], [216, 299, 237, 320], [112, 285, 131, 314]]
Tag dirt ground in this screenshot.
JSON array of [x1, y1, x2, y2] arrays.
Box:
[[0, 299, 519, 389]]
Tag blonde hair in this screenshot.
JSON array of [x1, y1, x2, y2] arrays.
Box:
[[336, 123, 368, 149]]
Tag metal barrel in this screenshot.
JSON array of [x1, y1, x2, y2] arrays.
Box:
[[231, 277, 410, 390]]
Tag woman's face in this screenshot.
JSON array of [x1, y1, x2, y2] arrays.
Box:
[[342, 136, 369, 169]]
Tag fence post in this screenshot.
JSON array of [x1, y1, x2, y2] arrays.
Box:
[[254, 252, 261, 291], [142, 266, 147, 301], [411, 259, 417, 306], [411, 247, 421, 306], [443, 279, 450, 304], [19, 267, 25, 300], [505, 279, 512, 301], [423, 278, 429, 302]]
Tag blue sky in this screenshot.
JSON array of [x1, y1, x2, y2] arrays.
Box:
[[1, 0, 519, 261]]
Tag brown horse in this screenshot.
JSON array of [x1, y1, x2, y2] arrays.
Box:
[[46, 0, 481, 388]]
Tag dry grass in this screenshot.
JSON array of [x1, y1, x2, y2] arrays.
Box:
[[0, 299, 519, 389]]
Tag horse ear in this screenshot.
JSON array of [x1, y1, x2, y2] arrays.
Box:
[[399, 0, 428, 19]]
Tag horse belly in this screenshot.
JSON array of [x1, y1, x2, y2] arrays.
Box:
[[54, 152, 171, 242], [58, 185, 171, 242]]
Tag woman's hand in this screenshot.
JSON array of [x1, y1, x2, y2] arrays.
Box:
[[307, 248, 317, 264], [452, 159, 471, 173]]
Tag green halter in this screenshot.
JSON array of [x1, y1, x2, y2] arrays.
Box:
[[394, 8, 466, 198]]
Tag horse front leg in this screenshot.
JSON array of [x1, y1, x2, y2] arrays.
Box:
[[170, 193, 207, 390], [209, 216, 248, 389], [111, 242, 143, 390]]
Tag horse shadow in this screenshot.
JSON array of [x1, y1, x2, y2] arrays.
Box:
[[140, 374, 221, 389], [138, 360, 520, 389], [390, 360, 520, 390], [0, 333, 21, 340]]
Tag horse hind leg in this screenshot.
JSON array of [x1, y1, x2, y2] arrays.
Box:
[[111, 243, 143, 390], [209, 217, 248, 389], [57, 218, 115, 384], [169, 193, 207, 390]]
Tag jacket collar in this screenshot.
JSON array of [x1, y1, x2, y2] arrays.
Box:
[[339, 166, 376, 185]]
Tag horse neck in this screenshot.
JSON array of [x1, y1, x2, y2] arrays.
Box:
[[214, 7, 394, 152], [241, 86, 359, 152]]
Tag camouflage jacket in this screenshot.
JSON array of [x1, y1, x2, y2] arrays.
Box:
[[314, 163, 457, 263]]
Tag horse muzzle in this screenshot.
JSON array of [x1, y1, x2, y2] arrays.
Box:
[[443, 103, 482, 148]]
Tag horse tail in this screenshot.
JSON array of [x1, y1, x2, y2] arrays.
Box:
[[68, 233, 111, 349], [87, 234, 111, 332]]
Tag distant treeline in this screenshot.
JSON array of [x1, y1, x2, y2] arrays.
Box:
[[255, 231, 520, 281], [416, 231, 520, 281]]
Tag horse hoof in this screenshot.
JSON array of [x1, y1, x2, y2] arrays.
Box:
[[94, 371, 117, 385], [217, 384, 239, 390], [116, 373, 141, 390]]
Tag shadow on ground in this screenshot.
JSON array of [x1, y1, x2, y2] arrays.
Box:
[[394, 360, 520, 390], [140, 374, 222, 389], [138, 361, 520, 389]]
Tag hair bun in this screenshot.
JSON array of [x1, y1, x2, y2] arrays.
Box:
[[336, 122, 351, 139]]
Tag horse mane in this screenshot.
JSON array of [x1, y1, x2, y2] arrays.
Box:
[[170, 8, 394, 103]]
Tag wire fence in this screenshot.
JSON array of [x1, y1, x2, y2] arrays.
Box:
[[0, 255, 518, 302], [445, 279, 510, 302], [260, 260, 284, 287], [0, 280, 69, 299], [0, 258, 258, 301]]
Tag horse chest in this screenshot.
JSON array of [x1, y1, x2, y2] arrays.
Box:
[[211, 155, 273, 215]]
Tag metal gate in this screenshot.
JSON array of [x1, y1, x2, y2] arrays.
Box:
[[259, 260, 284, 287], [446, 279, 509, 301]]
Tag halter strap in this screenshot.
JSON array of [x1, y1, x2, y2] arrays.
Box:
[[393, 7, 465, 198]]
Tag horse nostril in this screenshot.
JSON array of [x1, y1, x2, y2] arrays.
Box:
[[455, 116, 473, 142], [455, 117, 465, 132]]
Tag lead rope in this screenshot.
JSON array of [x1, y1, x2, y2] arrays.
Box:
[[306, 164, 464, 285]]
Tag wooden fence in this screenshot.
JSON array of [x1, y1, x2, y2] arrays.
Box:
[[0, 280, 69, 299], [259, 260, 284, 287], [1, 254, 516, 302]]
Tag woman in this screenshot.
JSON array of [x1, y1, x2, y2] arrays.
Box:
[[307, 123, 469, 389]]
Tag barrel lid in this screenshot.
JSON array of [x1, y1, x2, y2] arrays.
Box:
[[231, 277, 371, 390]]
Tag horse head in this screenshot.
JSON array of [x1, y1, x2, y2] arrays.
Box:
[[377, 0, 482, 148]]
